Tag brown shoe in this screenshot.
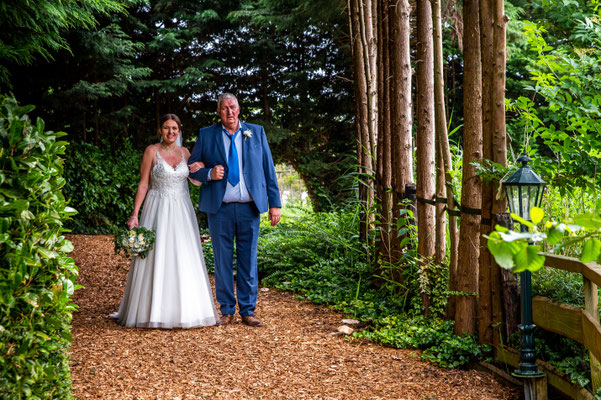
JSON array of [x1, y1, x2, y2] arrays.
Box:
[[241, 315, 263, 327], [218, 314, 235, 326]]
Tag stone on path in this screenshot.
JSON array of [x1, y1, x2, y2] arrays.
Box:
[[337, 325, 354, 335]]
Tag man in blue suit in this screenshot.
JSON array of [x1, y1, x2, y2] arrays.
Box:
[[188, 93, 281, 327]]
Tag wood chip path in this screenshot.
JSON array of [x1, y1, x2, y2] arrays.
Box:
[[68, 234, 521, 400]]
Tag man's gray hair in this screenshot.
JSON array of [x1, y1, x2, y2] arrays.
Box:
[[217, 93, 239, 109]]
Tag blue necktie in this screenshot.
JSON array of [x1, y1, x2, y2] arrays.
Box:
[[227, 130, 240, 187]]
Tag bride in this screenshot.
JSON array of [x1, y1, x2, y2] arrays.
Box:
[[111, 114, 219, 328]]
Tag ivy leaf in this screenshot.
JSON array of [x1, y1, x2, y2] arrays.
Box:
[[580, 239, 601, 263], [530, 207, 544, 224], [514, 245, 545, 273]]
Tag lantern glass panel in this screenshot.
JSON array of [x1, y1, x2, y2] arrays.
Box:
[[507, 185, 520, 217]]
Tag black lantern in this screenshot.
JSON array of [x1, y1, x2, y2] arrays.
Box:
[[503, 153, 546, 223], [502, 152, 546, 379]]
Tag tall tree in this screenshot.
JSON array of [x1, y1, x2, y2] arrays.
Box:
[[433, 0, 459, 318], [348, 0, 377, 241], [415, 0, 436, 312], [0, 0, 124, 85], [454, 0, 483, 336], [375, 0, 394, 263], [390, 0, 413, 262], [491, 0, 510, 348], [478, 0, 495, 345]]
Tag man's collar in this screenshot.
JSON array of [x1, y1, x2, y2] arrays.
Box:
[[221, 121, 242, 134]]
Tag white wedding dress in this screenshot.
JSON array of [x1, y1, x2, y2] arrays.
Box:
[[111, 150, 219, 328]]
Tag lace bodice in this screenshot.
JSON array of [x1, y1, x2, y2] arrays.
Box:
[[149, 150, 189, 198]]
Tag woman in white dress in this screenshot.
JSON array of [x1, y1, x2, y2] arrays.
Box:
[[111, 114, 219, 328]]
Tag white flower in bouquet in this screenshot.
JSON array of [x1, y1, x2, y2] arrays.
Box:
[[243, 129, 252, 140], [114, 227, 157, 259]]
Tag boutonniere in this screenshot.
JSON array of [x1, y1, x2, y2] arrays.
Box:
[[243, 129, 253, 141]]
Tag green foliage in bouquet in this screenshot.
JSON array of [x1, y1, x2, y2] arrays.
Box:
[[113, 227, 156, 259], [0, 94, 78, 399]]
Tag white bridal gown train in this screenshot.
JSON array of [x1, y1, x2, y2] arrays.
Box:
[[111, 150, 219, 328]]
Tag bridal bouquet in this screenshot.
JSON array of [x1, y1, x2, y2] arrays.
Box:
[[114, 227, 156, 259]]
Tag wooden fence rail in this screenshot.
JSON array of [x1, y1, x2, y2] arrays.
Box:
[[497, 254, 601, 399]]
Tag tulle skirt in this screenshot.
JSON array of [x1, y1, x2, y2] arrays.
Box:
[[111, 189, 219, 328]]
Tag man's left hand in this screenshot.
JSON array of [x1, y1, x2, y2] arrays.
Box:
[[268, 207, 281, 226]]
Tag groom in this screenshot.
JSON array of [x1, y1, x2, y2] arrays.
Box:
[[188, 93, 281, 327]]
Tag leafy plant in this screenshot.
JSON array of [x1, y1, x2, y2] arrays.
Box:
[[487, 201, 601, 273], [63, 141, 140, 234], [0, 95, 78, 399]]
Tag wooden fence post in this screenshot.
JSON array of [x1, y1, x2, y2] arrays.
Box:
[[524, 376, 548, 400], [584, 277, 601, 392]]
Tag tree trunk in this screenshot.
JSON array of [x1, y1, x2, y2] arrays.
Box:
[[491, 0, 510, 348], [390, 0, 413, 264], [416, 0, 436, 313], [375, 0, 392, 263], [454, 0, 483, 336], [349, 0, 374, 242], [478, 0, 494, 346], [380, 0, 393, 264], [433, 0, 446, 265], [433, 0, 459, 320]]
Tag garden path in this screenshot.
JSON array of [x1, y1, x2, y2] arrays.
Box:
[[68, 234, 520, 400]]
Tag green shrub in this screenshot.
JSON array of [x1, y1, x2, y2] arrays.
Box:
[[63, 141, 140, 234], [0, 95, 77, 399]]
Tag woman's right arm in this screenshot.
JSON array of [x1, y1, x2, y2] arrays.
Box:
[[128, 145, 155, 229]]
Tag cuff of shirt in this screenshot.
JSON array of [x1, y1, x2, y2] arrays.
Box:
[[207, 168, 212, 181]]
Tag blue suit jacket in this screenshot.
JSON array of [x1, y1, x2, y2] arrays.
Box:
[[188, 122, 281, 214]]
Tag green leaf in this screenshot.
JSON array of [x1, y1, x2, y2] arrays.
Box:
[[510, 213, 534, 229], [494, 224, 509, 233], [37, 247, 58, 259], [530, 207, 544, 224], [487, 232, 527, 270], [546, 227, 564, 246], [514, 245, 545, 273], [573, 214, 601, 230], [580, 239, 601, 263]]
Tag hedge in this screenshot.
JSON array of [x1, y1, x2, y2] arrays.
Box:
[[0, 95, 77, 399]]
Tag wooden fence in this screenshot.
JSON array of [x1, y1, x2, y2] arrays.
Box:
[[496, 254, 601, 400]]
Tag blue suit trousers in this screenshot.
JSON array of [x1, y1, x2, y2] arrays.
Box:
[[207, 202, 260, 316]]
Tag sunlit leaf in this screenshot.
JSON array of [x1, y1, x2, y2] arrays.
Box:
[[494, 224, 509, 233], [530, 207, 544, 224], [511, 213, 535, 229]]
